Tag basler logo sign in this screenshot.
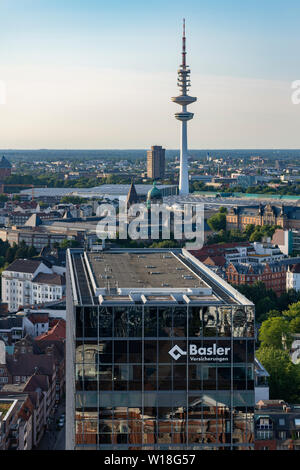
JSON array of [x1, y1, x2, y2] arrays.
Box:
[[169, 342, 231, 363]]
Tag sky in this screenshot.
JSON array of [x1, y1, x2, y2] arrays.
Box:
[[1, 0, 300, 149]]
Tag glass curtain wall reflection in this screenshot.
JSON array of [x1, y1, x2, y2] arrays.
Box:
[[74, 304, 255, 449]]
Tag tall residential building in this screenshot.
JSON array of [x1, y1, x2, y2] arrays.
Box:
[[171, 20, 197, 195], [147, 146, 165, 180], [66, 248, 255, 450]]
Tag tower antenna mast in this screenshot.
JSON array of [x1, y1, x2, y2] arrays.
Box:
[[171, 19, 197, 195]]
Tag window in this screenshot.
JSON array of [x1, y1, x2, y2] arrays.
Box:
[[295, 419, 300, 427], [258, 418, 272, 429], [257, 430, 273, 440]]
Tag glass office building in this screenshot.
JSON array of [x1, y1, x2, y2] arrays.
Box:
[[66, 249, 255, 450]]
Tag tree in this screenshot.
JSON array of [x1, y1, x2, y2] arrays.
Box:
[[5, 246, 16, 264], [150, 240, 180, 248], [59, 239, 80, 249], [283, 301, 300, 319], [249, 230, 262, 242], [256, 346, 300, 402], [244, 224, 255, 238], [61, 196, 86, 204], [236, 281, 277, 323], [255, 297, 278, 323], [207, 212, 226, 232], [277, 290, 300, 312], [289, 317, 300, 334], [259, 316, 290, 349], [15, 240, 28, 259], [266, 309, 281, 319], [27, 246, 37, 258]]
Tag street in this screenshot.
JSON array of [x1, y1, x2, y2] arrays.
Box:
[[35, 400, 66, 451]]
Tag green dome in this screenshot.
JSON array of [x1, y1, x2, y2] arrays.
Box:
[[147, 181, 162, 201]]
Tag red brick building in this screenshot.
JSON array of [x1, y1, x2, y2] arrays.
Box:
[[226, 261, 287, 296], [255, 400, 300, 450], [35, 319, 66, 402], [190, 242, 252, 267]]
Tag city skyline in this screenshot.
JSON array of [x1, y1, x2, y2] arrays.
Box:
[[1, 0, 300, 149]]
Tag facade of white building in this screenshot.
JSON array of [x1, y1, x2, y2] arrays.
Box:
[[1, 259, 65, 312], [225, 242, 285, 266], [286, 264, 300, 291]]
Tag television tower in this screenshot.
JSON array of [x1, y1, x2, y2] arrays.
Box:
[[171, 19, 197, 195]]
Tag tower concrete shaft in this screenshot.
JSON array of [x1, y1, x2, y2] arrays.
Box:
[[171, 19, 197, 195]]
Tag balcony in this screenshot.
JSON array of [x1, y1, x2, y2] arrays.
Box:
[[257, 424, 273, 430]]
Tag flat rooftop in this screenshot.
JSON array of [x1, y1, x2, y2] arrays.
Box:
[[20, 184, 177, 199], [87, 251, 208, 290], [68, 248, 253, 307]]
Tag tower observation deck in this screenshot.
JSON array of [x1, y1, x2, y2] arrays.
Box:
[[171, 19, 197, 195]]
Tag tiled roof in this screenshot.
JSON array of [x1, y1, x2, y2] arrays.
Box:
[[290, 264, 300, 274], [228, 261, 286, 275], [126, 182, 139, 205], [203, 255, 226, 267], [24, 374, 50, 392], [27, 313, 49, 324], [190, 242, 251, 259], [24, 214, 43, 227], [32, 272, 65, 286], [35, 319, 65, 342], [6, 354, 54, 377], [5, 259, 42, 274]]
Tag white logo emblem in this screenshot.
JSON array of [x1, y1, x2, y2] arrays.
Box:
[[168, 345, 187, 361]]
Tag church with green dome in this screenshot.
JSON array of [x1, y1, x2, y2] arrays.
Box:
[[146, 181, 163, 208]]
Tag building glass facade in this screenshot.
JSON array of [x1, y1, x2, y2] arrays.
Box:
[[74, 303, 255, 450]]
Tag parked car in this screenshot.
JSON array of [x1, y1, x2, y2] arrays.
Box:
[[56, 419, 64, 430]]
